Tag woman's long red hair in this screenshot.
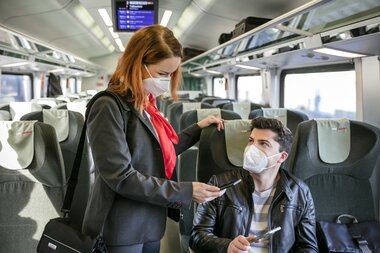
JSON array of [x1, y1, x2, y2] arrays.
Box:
[[109, 25, 183, 112]]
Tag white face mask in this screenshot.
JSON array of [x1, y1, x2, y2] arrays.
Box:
[[143, 64, 171, 98], [243, 145, 281, 174]]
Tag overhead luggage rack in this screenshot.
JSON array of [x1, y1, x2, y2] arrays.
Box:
[[182, 0, 380, 75]]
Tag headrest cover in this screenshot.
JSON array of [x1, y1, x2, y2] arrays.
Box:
[[42, 109, 69, 142], [232, 102, 251, 119], [10, 102, 42, 120], [224, 120, 252, 167], [0, 121, 36, 169], [262, 108, 287, 126], [196, 108, 221, 121], [316, 118, 350, 163], [183, 102, 201, 113], [67, 101, 87, 117]]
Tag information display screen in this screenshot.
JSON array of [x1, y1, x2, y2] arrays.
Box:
[[112, 0, 158, 32]]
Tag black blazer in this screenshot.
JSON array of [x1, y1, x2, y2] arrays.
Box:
[[82, 92, 202, 245]]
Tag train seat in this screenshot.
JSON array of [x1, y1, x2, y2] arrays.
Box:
[[0, 110, 11, 120], [0, 121, 65, 252], [167, 102, 214, 133], [249, 108, 308, 134], [178, 109, 242, 252], [222, 102, 266, 119], [32, 98, 58, 108], [287, 119, 380, 222], [211, 99, 234, 108], [20, 109, 93, 229], [9, 101, 43, 120], [54, 101, 87, 118], [197, 119, 251, 183]]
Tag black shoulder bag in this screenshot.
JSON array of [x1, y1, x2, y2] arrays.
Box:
[[37, 91, 127, 253], [317, 214, 380, 253]]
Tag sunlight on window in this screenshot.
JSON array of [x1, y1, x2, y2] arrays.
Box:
[[284, 71, 356, 119], [237, 75, 263, 103], [213, 77, 227, 98], [0, 74, 32, 103]]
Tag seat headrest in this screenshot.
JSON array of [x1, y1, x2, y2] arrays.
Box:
[[196, 108, 221, 120], [0, 110, 11, 120], [10, 102, 42, 120], [232, 102, 251, 119], [289, 119, 380, 180], [183, 102, 201, 113], [66, 101, 87, 117], [0, 121, 36, 169], [316, 118, 350, 163], [224, 120, 251, 167], [42, 109, 70, 142], [262, 108, 287, 126]]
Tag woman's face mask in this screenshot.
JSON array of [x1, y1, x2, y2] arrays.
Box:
[[243, 144, 281, 174], [143, 64, 171, 98]]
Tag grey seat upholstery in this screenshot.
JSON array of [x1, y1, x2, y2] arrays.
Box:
[[287, 119, 380, 222], [167, 102, 214, 133], [0, 121, 65, 252], [222, 102, 265, 112], [179, 109, 241, 133], [211, 99, 234, 108], [197, 117, 246, 183], [21, 110, 92, 229], [0, 103, 10, 112], [200, 97, 222, 105], [249, 108, 308, 134], [0, 110, 11, 120], [178, 109, 241, 252]]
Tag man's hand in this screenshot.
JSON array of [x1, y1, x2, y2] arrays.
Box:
[[227, 235, 251, 253]]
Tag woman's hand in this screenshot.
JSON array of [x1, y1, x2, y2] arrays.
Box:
[[197, 115, 224, 131], [192, 182, 226, 203]]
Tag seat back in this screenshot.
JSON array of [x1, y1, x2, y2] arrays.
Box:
[[10, 101, 43, 120], [167, 102, 214, 133], [177, 110, 242, 250], [197, 119, 251, 183], [0, 121, 65, 252], [249, 108, 308, 134], [223, 102, 265, 119], [179, 108, 241, 132], [20, 109, 92, 229], [287, 119, 380, 222], [0, 110, 11, 120]]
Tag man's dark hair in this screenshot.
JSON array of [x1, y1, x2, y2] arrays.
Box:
[[250, 117, 293, 153]]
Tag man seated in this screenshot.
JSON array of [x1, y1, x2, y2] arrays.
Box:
[[190, 117, 318, 253]]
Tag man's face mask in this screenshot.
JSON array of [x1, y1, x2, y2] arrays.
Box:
[[142, 64, 171, 98], [243, 144, 281, 174]]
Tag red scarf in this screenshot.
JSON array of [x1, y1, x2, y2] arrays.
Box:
[[145, 94, 178, 179]]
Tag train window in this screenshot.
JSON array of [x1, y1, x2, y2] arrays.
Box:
[[283, 70, 356, 119], [67, 77, 77, 94], [236, 75, 263, 103], [213, 77, 227, 98], [0, 73, 32, 103]]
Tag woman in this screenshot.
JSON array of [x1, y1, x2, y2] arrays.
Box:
[[82, 25, 224, 253]]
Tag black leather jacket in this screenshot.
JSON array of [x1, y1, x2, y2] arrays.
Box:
[[190, 169, 318, 253]]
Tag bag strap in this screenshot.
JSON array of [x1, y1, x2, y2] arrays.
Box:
[[351, 236, 372, 253], [61, 90, 128, 216]]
